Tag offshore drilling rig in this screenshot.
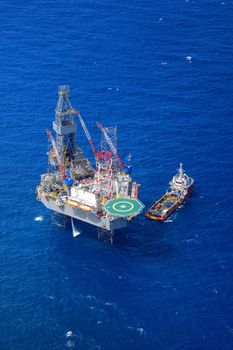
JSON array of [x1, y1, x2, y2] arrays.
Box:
[[36, 86, 144, 243]]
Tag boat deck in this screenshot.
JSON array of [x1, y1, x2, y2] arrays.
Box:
[[145, 193, 180, 220]]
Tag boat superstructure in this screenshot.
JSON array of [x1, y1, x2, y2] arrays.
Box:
[[169, 163, 194, 198], [145, 163, 194, 221], [37, 86, 144, 242]]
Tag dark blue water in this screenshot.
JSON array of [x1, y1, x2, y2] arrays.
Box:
[[1, 0, 233, 349]]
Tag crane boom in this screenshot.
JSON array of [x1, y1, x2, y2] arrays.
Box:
[[46, 129, 66, 180], [69, 109, 97, 156], [97, 123, 125, 170], [62, 109, 112, 162]]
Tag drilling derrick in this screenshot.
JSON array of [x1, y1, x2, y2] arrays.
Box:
[[53, 85, 76, 162], [37, 86, 144, 243]]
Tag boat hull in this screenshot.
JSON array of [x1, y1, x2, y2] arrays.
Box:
[[145, 183, 194, 221]]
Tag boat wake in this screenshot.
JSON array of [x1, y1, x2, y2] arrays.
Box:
[[164, 219, 173, 223]]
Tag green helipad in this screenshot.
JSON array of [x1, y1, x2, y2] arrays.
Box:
[[104, 198, 145, 217]]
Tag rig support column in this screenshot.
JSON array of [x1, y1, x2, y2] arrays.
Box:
[[98, 227, 115, 244], [51, 211, 68, 228]]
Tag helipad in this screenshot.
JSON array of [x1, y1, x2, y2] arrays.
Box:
[[104, 198, 145, 217]]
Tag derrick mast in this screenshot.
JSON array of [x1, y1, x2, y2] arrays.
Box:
[[53, 85, 77, 163]]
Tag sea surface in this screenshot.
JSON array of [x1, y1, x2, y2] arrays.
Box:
[[1, 0, 233, 349]]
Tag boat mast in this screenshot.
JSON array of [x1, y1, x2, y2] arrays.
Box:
[[178, 162, 184, 178]]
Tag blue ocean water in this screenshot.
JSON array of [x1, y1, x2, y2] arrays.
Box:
[[1, 0, 233, 349]]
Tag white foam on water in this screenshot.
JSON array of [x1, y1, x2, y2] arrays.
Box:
[[85, 295, 96, 301], [105, 302, 114, 306], [183, 238, 198, 244], [66, 340, 75, 348], [136, 327, 144, 335], [35, 215, 44, 222], [107, 87, 119, 91], [66, 331, 73, 338], [127, 326, 134, 330]]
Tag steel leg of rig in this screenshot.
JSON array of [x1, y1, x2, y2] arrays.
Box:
[[51, 211, 67, 228], [110, 229, 114, 244], [98, 227, 114, 244]]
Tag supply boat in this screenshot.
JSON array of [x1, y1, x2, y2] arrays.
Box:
[[145, 163, 194, 221]]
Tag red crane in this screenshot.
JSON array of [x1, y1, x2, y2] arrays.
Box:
[[72, 109, 112, 161]]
